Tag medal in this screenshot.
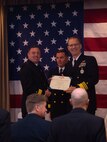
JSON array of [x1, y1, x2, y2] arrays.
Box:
[[79, 60, 86, 68], [80, 68, 84, 74]]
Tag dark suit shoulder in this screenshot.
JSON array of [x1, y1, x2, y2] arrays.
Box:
[[48, 67, 58, 78], [21, 60, 34, 70], [85, 112, 104, 123], [83, 55, 97, 61], [53, 112, 71, 122], [11, 114, 51, 137], [53, 108, 104, 123], [66, 61, 72, 67], [49, 67, 58, 73], [13, 114, 51, 127], [0, 109, 10, 142]]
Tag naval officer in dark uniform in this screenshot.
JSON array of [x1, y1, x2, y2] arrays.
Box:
[[20, 46, 51, 118], [48, 50, 72, 119], [65, 36, 99, 114]]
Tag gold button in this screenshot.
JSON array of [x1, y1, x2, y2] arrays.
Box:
[[62, 94, 64, 96], [54, 101, 56, 103], [61, 101, 63, 104], [48, 104, 51, 108], [54, 93, 57, 96]]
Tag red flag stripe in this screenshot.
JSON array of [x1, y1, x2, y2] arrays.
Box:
[[84, 1, 107, 111], [99, 66, 107, 80], [10, 95, 22, 108], [10, 94, 107, 108], [84, 38, 107, 51], [96, 95, 107, 108], [84, 9, 107, 23]]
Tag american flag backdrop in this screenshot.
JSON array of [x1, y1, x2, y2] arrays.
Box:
[[84, 1, 107, 118], [7, 1, 107, 122]]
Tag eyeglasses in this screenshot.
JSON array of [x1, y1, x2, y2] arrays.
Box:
[[67, 43, 80, 47]]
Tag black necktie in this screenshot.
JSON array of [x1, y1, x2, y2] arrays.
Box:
[[74, 60, 76, 66], [59, 68, 63, 74], [73, 60, 76, 67]]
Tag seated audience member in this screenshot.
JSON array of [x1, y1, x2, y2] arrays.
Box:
[[11, 94, 51, 142], [48, 88, 106, 142], [0, 108, 10, 142]]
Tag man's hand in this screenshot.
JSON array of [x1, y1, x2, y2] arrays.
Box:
[[64, 86, 76, 93], [45, 89, 51, 97]]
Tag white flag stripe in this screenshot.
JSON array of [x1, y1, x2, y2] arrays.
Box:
[[9, 81, 22, 95], [84, 1, 107, 118], [84, 23, 107, 38], [96, 80, 107, 95], [95, 108, 107, 118], [10, 108, 22, 122], [84, 1, 107, 9], [9, 79, 107, 95], [84, 51, 107, 66]]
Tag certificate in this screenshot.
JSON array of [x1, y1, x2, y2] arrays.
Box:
[[50, 75, 71, 90]]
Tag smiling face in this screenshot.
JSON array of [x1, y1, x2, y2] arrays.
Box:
[[56, 52, 68, 67], [27, 47, 41, 64], [67, 37, 82, 58]]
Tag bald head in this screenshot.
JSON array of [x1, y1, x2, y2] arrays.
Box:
[[70, 88, 89, 110]]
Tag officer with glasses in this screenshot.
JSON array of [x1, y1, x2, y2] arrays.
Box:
[[65, 36, 99, 114]]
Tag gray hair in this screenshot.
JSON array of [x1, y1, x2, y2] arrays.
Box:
[[26, 94, 47, 113], [71, 88, 89, 108]]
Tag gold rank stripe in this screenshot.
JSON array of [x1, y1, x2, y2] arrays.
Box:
[[78, 82, 88, 90], [37, 89, 42, 95], [83, 82, 88, 90]]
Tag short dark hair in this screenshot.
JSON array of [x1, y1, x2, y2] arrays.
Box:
[[26, 94, 47, 112], [55, 49, 69, 57], [27, 46, 41, 53]]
